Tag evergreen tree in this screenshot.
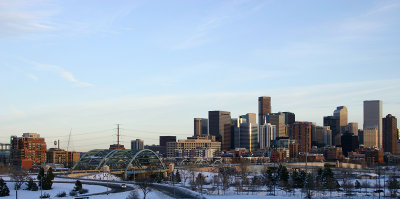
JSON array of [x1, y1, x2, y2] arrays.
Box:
[[0, 178, 10, 196], [25, 178, 38, 191], [304, 173, 315, 199], [74, 180, 83, 191], [278, 165, 289, 186], [37, 167, 45, 189], [175, 170, 181, 183], [387, 176, 399, 197], [355, 180, 361, 193], [38, 167, 55, 190]]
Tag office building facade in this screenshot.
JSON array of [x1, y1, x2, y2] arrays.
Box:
[[323, 116, 340, 146], [131, 139, 144, 150], [238, 123, 259, 152], [291, 122, 312, 153], [265, 113, 287, 138], [333, 106, 348, 133], [194, 118, 208, 137], [383, 114, 397, 154], [258, 96, 271, 125], [363, 100, 382, 148], [209, 111, 232, 151], [10, 133, 47, 169]]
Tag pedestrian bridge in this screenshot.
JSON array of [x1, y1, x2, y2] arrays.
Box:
[[72, 149, 168, 179]]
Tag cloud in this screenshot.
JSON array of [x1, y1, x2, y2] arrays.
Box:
[[29, 61, 93, 87], [172, 16, 226, 50], [0, 0, 57, 38], [26, 74, 38, 80], [365, 2, 399, 16]]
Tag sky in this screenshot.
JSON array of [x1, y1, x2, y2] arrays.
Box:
[[0, 0, 399, 152]]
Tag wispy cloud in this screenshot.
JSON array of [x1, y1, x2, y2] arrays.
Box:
[[0, 0, 57, 38], [172, 16, 227, 50], [29, 61, 93, 87], [26, 74, 38, 81], [365, 2, 399, 16], [171, 1, 265, 50]]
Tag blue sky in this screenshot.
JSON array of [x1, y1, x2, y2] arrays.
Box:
[[1, 0, 399, 151]]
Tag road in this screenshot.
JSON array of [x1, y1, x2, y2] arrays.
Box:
[[56, 176, 202, 198]]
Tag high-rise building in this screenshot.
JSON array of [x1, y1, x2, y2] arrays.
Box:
[[238, 123, 259, 152], [341, 134, 359, 156], [323, 126, 332, 147], [364, 100, 382, 148], [323, 116, 340, 146], [131, 139, 144, 150], [315, 126, 332, 147], [160, 136, 176, 155], [292, 122, 312, 153], [209, 111, 232, 151], [383, 114, 397, 154], [194, 118, 208, 137], [265, 113, 287, 138], [10, 133, 47, 170], [363, 128, 378, 148], [259, 123, 275, 149], [333, 106, 348, 133], [239, 113, 256, 124], [282, 112, 295, 125], [346, 122, 359, 135], [258, 96, 271, 125]]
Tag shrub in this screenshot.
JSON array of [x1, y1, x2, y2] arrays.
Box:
[[126, 189, 139, 199], [39, 192, 50, 198], [79, 188, 88, 194], [69, 190, 77, 196], [56, 191, 67, 197]]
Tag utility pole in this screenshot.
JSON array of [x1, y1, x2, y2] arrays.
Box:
[[117, 124, 120, 149]]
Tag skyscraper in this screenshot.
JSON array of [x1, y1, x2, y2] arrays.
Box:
[[323, 116, 340, 146], [194, 118, 208, 137], [346, 122, 359, 135], [364, 100, 382, 148], [259, 123, 275, 149], [265, 113, 287, 138], [160, 136, 176, 155], [383, 114, 397, 154], [258, 96, 271, 125], [333, 106, 348, 132], [131, 139, 144, 150], [282, 112, 295, 125], [238, 123, 259, 152], [292, 122, 312, 153], [239, 113, 257, 124], [209, 111, 231, 151]]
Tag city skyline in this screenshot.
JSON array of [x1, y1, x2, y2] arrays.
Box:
[[1, 0, 400, 151]]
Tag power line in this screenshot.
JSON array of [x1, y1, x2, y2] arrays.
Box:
[[121, 128, 189, 135]]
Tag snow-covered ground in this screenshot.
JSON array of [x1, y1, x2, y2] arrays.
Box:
[[79, 172, 122, 181]]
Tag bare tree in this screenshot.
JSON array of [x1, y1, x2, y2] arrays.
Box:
[[179, 168, 189, 187], [10, 169, 27, 190], [196, 172, 205, 195], [137, 177, 152, 199], [218, 167, 233, 195], [361, 180, 370, 195]]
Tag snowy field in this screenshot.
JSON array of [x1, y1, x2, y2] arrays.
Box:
[[0, 181, 173, 199]]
